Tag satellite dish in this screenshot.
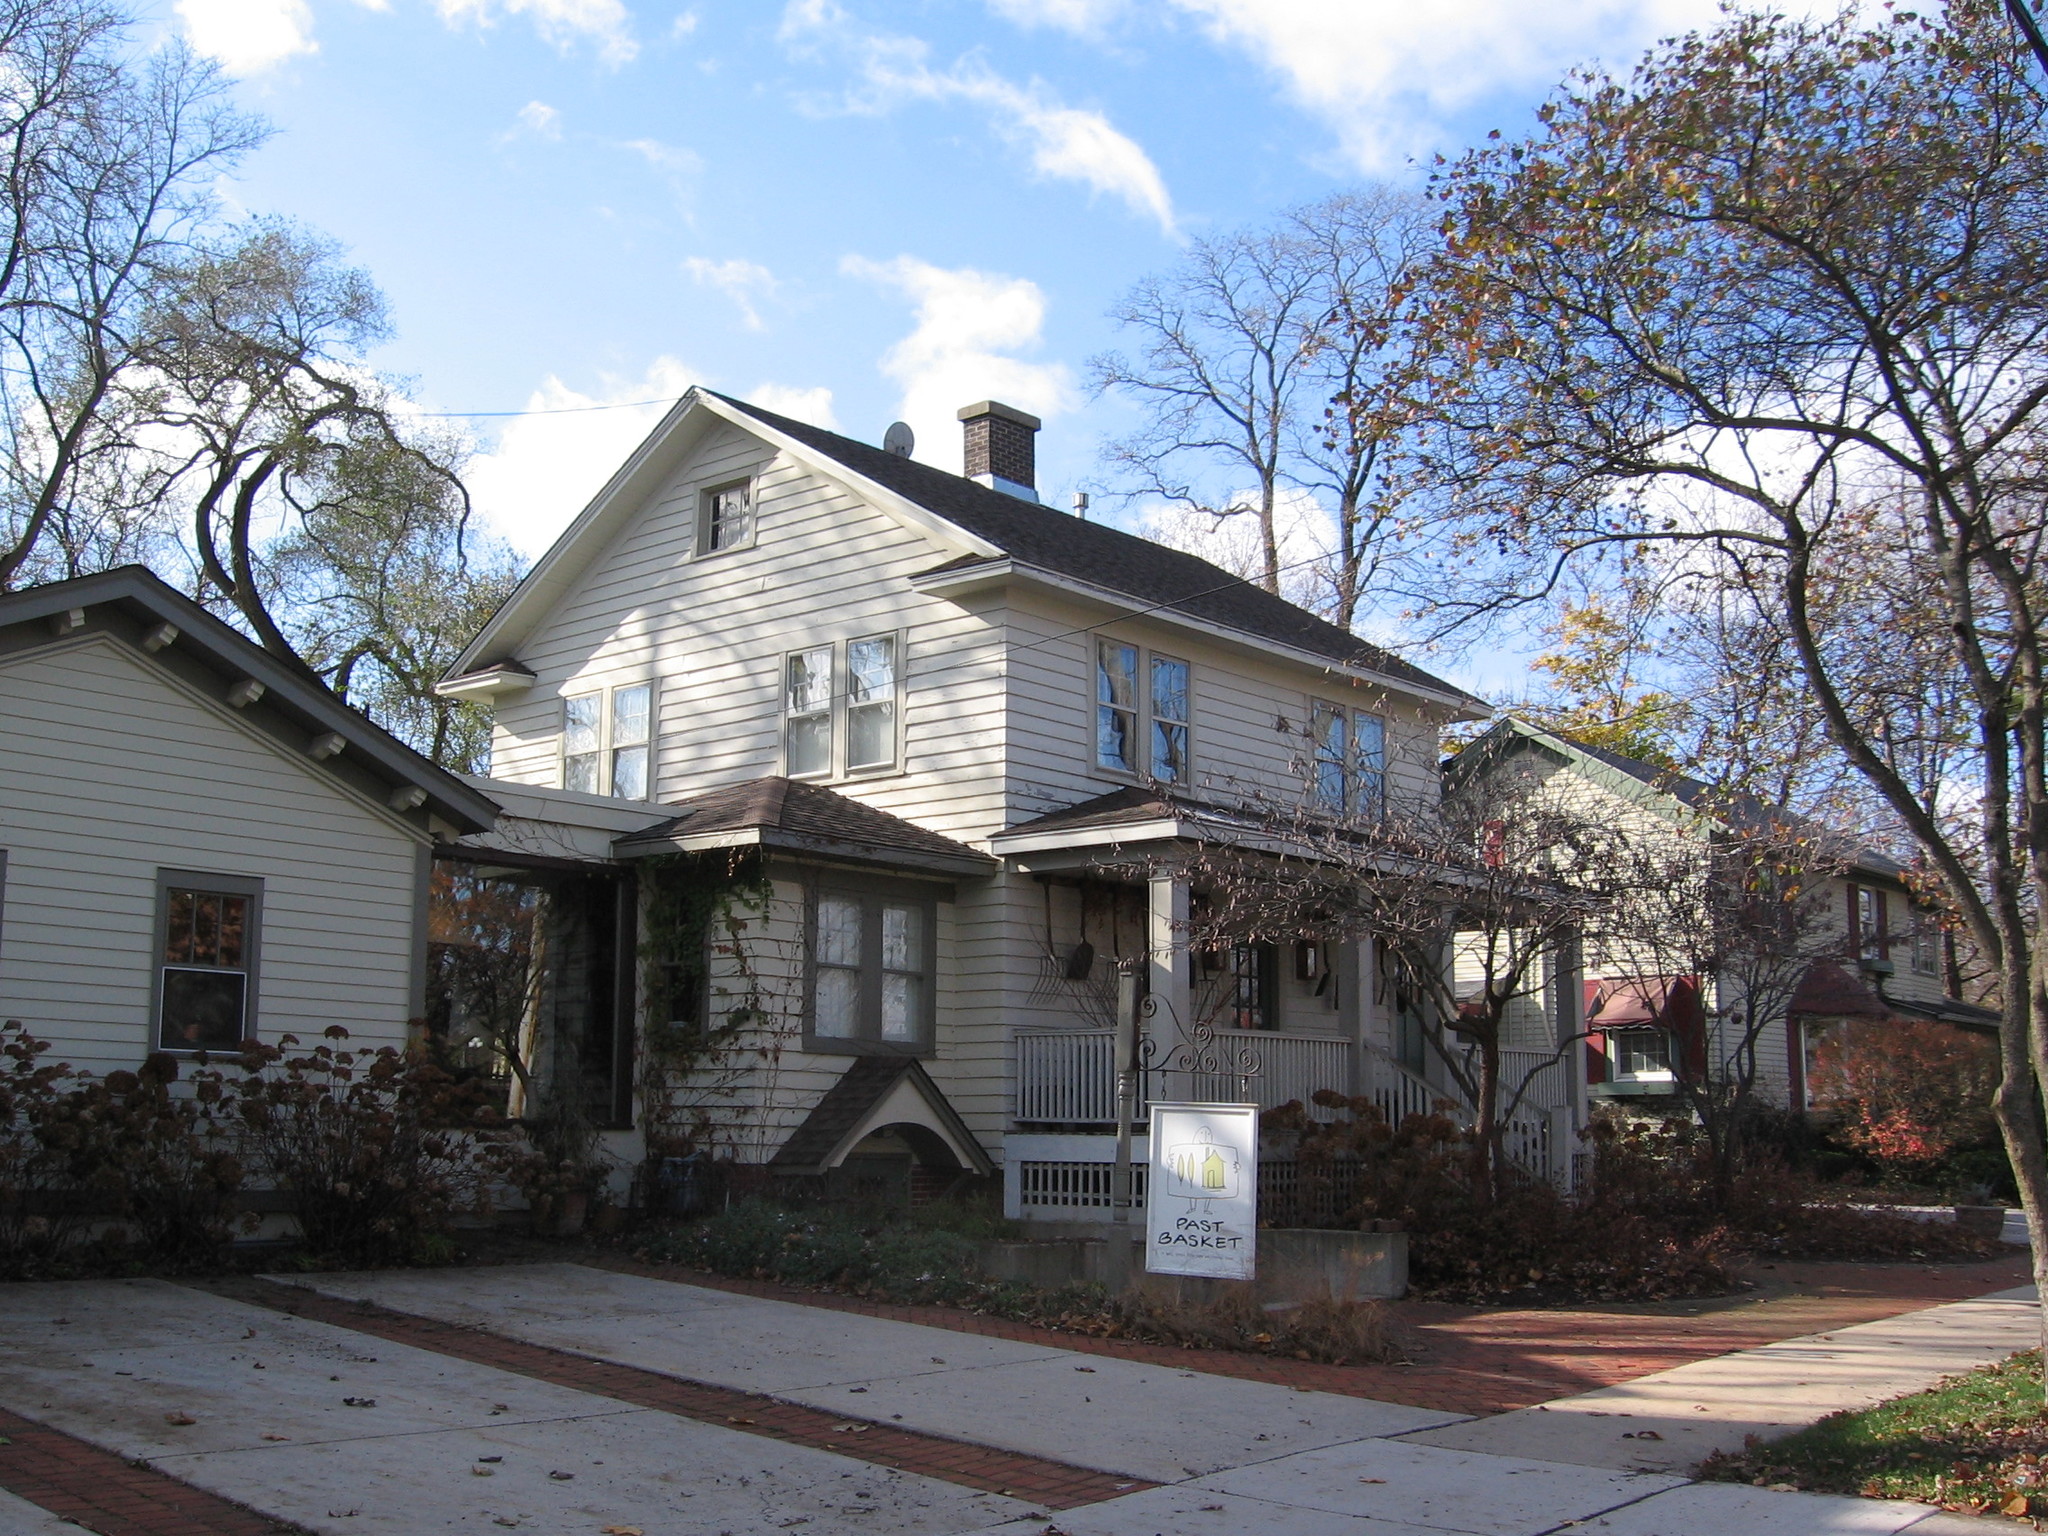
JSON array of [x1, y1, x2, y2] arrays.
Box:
[[883, 421, 915, 458]]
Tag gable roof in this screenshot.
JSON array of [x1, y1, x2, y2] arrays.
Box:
[[445, 388, 1483, 713], [713, 395, 1481, 709], [611, 775, 996, 878], [0, 566, 499, 835], [1449, 718, 1906, 881]]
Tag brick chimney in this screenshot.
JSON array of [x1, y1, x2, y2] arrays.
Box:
[[957, 401, 1040, 501]]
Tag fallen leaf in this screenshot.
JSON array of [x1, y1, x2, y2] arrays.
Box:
[[726, 1416, 756, 1426], [164, 1412, 196, 1426], [477, 1456, 502, 1464], [470, 1467, 494, 1478], [2005, 1494, 2031, 1517], [548, 1471, 573, 1481], [341, 1397, 377, 1408], [493, 1519, 519, 1529], [1359, 1478, 1386, 1484], [600, 1528, 644, 1535], [1201, 1505, 1226, 1512], [1074, 1366, 1095, 1373], [261, 1433, 290, 1442]]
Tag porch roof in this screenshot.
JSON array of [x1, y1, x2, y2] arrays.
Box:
[[990, 785, 1270, 859], [1788, 960, 1892, 1019], [611, 776, 997, 879]]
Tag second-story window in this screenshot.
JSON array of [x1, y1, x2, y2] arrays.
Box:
[[1096, 640, 1139, 772], [611, 683, 651, 799], [1852, 885, 1887, 962], [1096, 639, 1192, 780], [564, 692, 602, 793], [786, 647, 833, 776], [1310, 702, 1386, 815], [1150, 655, 1189, 782], [846, 635, 898, 771], [1911, 914, 1940, 976]]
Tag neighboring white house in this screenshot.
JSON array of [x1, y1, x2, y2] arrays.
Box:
[[1448, 718, 1999, 1115], [0, 567, 499, 1080], [434, 391, 1507, 1215]]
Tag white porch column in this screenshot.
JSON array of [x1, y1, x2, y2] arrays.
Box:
[[1339, 935, 1375, 1098], [1147, 872, 1192, 1099]]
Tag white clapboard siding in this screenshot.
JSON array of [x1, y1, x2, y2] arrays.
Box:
[[0, 637, 425, 1080]]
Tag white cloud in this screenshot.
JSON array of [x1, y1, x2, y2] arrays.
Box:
[[684, 257, 778, 330], [843, 254, 1075, 471], [466, 358, 701, 557], [435, 0, 637, 66], [669, 8, 698, 38], [996, 0, 1837, 174], [512, 100, 563, 139], [780, 1, 1175, 236], [622, 137, 703, 174], [748, 383, 839, 428], [176, 0, 316, 75]]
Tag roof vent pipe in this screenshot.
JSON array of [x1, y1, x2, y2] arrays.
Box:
[[958, 401, 1040, 502]]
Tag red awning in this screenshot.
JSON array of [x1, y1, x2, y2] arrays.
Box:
[[1787, 960, 1890, 1019], [1588, 977, 1698, 1028]]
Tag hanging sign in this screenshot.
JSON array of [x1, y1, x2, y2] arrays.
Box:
[[1144, 1102, 1259, 1281]]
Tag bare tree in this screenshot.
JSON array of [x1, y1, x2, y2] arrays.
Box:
[[0, 0, 261, 587], [1180, 768, 1631, 1197], [1092, 190, 1425, 620]]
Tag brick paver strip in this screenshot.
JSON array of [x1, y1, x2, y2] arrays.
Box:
[[194, 1276, 1147, 1511], [573, 1247, 2039, 1419], [0, 1404, 309, 1536]]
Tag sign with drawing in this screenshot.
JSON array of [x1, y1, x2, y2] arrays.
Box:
[[1144, 1102, 1259, 1281]]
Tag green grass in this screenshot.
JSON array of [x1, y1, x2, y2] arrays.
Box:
[[1699, 1349, 2048, 1517]]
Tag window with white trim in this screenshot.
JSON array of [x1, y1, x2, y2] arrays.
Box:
[[563, 683, 655, 797], [1612, 1028, 1674, 1081], [1911, 913, 1940, 977], [611, 683, 651, 799], [156, 873, 260, 1052], [1094, 639, 1192, 781], [785, 647, 833, 776], [563, 692, 601, 793], [846, 635, 899, 772], [807, 885, 932, 1052], [1308, 701, 1386, 815], [1852, 885, 1887, 962], [699, 480, 754, 555]]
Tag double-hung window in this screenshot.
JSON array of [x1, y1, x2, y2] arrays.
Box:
[[1911, 914, 1940, 977], [156, 873, 260, 1052], [784, 636, 902, 778], [1851, 885, 1887, 962], [785, 647, 834, 776], [563, 692, 602, 793], [1308, 701, 1386, 816], [846, 636, 898, 771], [808, 886, 931, 1052], [1094, 639, 1192, 782], [700, 481, 753, 554], [563, 683, 656, 797], [610, 684, 651, 798], [1612, 1028, 1674, 1082]]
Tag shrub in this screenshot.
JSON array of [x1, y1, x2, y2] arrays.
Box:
[[1808, 1020, 2000, 1185], [230, 1028, 501, 1266]]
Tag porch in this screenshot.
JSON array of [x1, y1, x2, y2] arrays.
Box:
[[1006, 1027, 1580, 1219]]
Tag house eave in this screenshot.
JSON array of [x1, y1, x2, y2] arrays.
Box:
[[612, 824, 997, 880], [913, 557, 1488, 718], [435, 661, 537, 700]]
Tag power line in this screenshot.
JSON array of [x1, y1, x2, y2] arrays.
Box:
[[417, 396, 683, 420]]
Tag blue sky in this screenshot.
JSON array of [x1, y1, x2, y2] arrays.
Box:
[[158, 0, 1768, 695]]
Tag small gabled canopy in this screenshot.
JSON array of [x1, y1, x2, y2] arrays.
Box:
[[769, 1057, 994, 1177], [612, 776, 996, 880], [0, 566, 500, 836], [1789, 961, 1892, 1020]]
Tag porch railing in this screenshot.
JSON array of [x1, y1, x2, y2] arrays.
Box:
[[1014, 1028, 1351, 1123]]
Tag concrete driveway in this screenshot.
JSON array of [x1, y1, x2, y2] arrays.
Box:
[[0, 1264, 2025, 1536]]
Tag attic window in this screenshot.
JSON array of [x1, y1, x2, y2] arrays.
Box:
[[700, 480, 754, 555]]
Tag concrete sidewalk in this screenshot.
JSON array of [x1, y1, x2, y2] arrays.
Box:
[[1406, 1284, 2042, 1477], [0, 1263, 2029, 1535]]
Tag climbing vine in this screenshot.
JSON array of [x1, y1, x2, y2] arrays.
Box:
[[636, 850, 781, 1157]]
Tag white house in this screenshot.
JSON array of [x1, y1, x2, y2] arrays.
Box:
[[434, 391, 1511, 1216], [0, 567, 498, 1080], [1448, 718, 1998, 1115]]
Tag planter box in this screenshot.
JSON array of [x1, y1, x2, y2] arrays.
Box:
[[971, 1226, 1408, 1301]]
